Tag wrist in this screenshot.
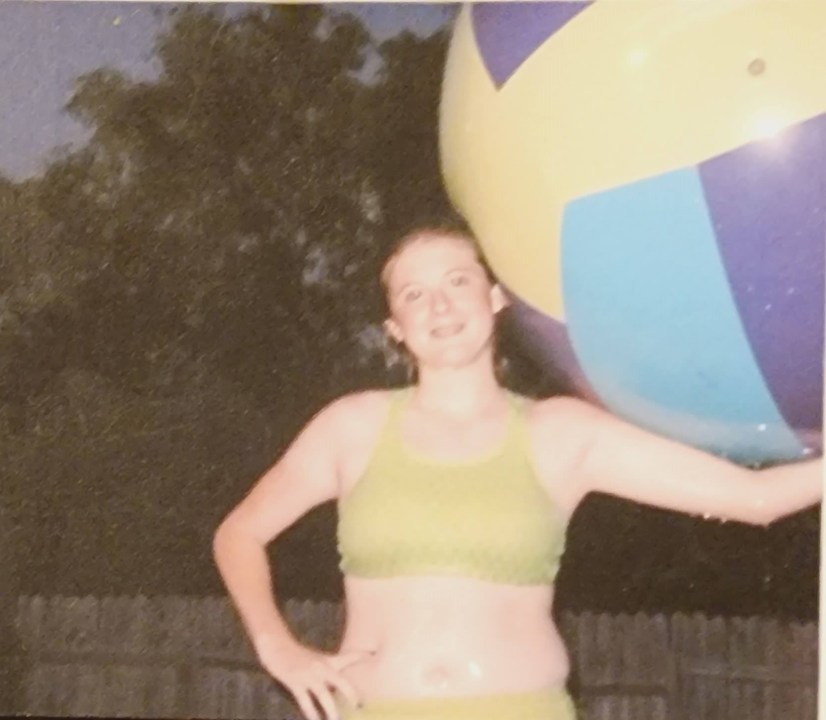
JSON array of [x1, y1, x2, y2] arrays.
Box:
[[252, 630, 293, 657]]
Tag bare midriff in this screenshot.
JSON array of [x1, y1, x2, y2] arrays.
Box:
[[338, 575, 569, 703]]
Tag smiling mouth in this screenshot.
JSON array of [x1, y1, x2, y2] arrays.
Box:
[[431, 323, 464, 339]]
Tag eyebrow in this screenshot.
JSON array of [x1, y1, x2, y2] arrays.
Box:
[[393, 260, 485, 295], [393, 265, 479, 292], [394, 283, 417, 295]]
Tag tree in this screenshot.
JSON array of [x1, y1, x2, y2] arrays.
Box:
[[3, 5, 400, 598], [0, 4, 818, 619]]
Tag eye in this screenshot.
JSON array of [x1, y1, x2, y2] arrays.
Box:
[[450, 273, 470, 286], [402, 288, 423, 303]]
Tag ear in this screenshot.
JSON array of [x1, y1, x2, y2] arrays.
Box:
[[384, 318, 404, 344], [490, 284, 509, 314]]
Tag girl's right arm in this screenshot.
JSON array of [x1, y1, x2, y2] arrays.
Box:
[[213, 395, 369, 720]]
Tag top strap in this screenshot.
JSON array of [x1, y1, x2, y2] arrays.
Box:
[[507, 392, 536, 460]]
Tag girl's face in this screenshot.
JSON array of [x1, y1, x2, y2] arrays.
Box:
[[384, 235, 506, 371]]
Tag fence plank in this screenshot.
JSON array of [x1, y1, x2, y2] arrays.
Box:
[[15, 596, 817, 720]]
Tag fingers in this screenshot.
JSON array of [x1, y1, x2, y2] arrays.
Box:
[[292, 683, 349, 720], [323, 668, 361, 711], [324, 650, 371, 710], [293, 687, 323, 720], [309, 678, 341, 720], [285, 654, 365, 720]]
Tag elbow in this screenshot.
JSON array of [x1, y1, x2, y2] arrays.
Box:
[[213, 512, 269, 562], [212, 518, 232, 565], [750, 507, 776, 528], [713, 460, 822, 528], [747, 457, 823, 526], [723, 469, 778, 527], [745, 493, 782, 528], [212, 513, 247, 564]]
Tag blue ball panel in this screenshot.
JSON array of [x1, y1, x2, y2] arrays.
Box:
[[561, 167, 806, 463]]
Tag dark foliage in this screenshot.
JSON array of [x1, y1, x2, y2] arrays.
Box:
[[0, 4, 817, 621]]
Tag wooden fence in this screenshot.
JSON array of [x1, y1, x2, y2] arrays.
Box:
[[11, 595, 817, 719]]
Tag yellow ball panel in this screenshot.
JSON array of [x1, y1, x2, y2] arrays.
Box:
[[440, 7, 566, 320], [441, 1, 826, 318]]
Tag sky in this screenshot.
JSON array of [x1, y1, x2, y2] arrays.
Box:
[[0, 1, 455, 180]]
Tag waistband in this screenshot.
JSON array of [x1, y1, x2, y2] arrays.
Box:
[[338, 688, 576, 720]]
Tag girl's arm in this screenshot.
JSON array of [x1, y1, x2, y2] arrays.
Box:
[[213, 395, 367, 720], [544, 398, 822, 525]]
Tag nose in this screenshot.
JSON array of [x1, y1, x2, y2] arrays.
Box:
[[431, 289, 452, 313]]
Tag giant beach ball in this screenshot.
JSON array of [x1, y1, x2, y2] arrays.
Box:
[[440, 1, 826, 464]]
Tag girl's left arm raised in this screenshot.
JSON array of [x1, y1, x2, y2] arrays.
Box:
[[559, 399, 822, 526]]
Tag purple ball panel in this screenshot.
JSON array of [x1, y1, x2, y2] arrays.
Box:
[[504, 288, 600, 404], [471, 2, 593, 88], [699, 112, 826, 444]]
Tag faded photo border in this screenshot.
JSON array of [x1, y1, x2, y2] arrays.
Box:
[[1, 1, 823, 719]]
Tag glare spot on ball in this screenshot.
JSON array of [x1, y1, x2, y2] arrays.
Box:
[[627, 48, 649, 67], [749, 111, 788, 140]]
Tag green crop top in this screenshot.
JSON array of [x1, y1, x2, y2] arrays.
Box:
[[337, 389, 567, 585]]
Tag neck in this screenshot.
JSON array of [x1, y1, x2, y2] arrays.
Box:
[[412, 354, 504, 417]]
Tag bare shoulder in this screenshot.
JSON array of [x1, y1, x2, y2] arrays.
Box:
[[523, 394, 602, 433], [324, 389, 398, 493], [316, 388, 397, 457], [322, 388, 395, 429], [518, 394, 603, 513], [216, 390, 397, 536]]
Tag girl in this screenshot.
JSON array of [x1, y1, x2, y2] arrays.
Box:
[[213, 227, 821, 720]]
